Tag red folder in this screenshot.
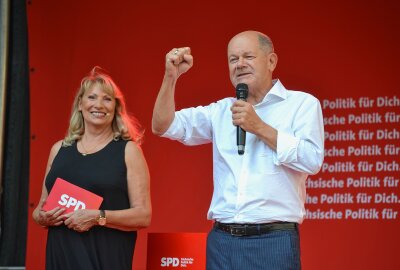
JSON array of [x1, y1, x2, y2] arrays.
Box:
[[42, 178, 103, 214]]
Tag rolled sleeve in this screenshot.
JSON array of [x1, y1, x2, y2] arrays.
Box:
[[275, 131, 300, 165], [161, 113, 186, 141], [161, 107, 213, 146]]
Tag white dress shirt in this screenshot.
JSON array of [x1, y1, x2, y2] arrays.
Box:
[[162, 79, 324, 224]]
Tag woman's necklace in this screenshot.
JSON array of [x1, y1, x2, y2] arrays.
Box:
[[80, 135, 112, 156]]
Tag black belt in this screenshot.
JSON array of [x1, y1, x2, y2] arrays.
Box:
[[214, 221, 297, 236]]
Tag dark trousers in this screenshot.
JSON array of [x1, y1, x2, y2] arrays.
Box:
[[206, 226, 301, 270]]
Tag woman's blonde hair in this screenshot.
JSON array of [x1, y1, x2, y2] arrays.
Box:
[[63, 67, 143, 146]]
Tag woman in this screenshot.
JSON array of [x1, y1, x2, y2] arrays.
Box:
[[32, 67, 151, 270]]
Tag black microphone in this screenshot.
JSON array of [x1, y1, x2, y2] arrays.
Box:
[[235, 83, 249, 155]]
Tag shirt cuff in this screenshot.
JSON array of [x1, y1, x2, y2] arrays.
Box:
[[275, 131, 300, 165], [161, 114, 185, 141]]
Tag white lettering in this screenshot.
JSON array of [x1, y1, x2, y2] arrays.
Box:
[[58, 194, 69, 206]]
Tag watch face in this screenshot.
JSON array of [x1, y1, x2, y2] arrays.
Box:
[[98, 218, 106, 226]]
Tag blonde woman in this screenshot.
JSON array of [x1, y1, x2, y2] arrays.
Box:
[[33, 67, 151, 270]]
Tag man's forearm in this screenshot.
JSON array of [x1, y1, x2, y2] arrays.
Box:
[[152, 74, 177, 135]]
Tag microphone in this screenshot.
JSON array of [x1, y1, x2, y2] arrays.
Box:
[[235, 83, 249, 155]]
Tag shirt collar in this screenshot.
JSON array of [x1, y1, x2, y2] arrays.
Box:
[[256, 79, 287, 106]]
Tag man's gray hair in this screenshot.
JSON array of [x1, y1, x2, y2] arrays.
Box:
[[258, 34, 274, 53]]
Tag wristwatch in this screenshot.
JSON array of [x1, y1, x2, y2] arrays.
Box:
[[97, 209, 106, 226]]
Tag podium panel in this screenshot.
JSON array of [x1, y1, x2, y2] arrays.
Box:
[[147, 232, 207, 269]]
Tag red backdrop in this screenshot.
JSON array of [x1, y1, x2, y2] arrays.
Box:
[[26, 0, 400, 269]]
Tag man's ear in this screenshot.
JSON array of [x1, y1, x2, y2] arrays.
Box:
[[268, 53, 278, 72]]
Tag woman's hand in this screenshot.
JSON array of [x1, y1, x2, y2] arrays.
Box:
[[63, 209, 98, 233], [35, 200, 66, 227]]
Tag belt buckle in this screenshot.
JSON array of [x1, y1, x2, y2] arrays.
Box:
[[230, 225, 247, 236]]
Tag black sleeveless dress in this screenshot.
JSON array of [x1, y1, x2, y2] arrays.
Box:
[[45, 139, 137, 270]]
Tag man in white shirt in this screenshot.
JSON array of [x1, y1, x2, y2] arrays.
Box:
[[152, 30, 324, 270]]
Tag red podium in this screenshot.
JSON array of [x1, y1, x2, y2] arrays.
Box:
[[146, 232, 207, 269]]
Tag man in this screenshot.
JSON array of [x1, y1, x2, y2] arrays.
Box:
[[152, 30, 324, 270]]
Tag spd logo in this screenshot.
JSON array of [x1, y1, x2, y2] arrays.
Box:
[[58, 194, 86, 210], [160, 257, 179, 267]]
